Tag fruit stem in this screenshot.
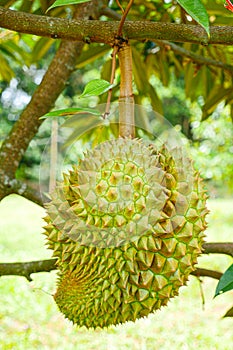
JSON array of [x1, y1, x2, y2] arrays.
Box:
[[118, 42, 135, 138]]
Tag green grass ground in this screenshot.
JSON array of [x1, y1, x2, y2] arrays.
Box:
[[0, 195, 232, 350]]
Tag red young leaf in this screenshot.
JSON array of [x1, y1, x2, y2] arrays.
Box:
[[225, 0, 233, 12]]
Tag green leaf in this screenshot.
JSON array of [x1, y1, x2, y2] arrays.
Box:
[[215, 264, 233, 297], [79, 79, 113, 98], [47, 0, 91, 12], [176, 0, 210, 37], [39, 107, 101, 119]]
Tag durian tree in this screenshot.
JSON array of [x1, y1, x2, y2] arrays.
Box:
[[0, 0, 233, 327]]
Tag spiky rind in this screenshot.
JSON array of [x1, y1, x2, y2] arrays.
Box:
[[44, 138, 208, 328]]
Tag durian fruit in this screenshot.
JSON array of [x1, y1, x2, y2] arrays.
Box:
[[44, 137, 208, 328]]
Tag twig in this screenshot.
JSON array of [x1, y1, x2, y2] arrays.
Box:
[[191, 268, 223, 280], [116, 0, 124, 14], [117, 0, 134, 37], [49, 119, 58, 193], [103, 45, 119, 118], [198, 277, 206, 310]]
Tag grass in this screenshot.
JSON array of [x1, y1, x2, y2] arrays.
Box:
[[0, 195, 232, 350]]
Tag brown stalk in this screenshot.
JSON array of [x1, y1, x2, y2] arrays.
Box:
[[118, 42, 135, 138], [117, 0, 135, 138], [104, 0, 135, 137]]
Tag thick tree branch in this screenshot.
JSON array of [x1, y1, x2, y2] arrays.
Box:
[[0, 243, 231, 281], [20, 184, 46, 207], [2, 240, 233, 281], [0, 258, 223, 282], [155, 40, 233, 74], [0, 259, 57, 282], [0, 1, 105, 202], [0, 178, 45, 206], [203, 242, 233, 257], [1, 7, 233, 45]]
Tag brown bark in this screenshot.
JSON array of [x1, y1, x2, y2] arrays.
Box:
[[1, 7, 233, 45]]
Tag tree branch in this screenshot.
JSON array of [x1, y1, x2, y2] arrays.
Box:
[[0, 178, 45, 206], [1, 7, 233, 45], [0, 258, 223, 282], [203, 242, 233, 257], [155, 40, 233, 74], [20, 183, 46, 207], [0, 259, 57, 282], [0, 243, 231, 281]]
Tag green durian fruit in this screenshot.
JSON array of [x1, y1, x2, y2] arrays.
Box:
[[44, 138, 208, 328]]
